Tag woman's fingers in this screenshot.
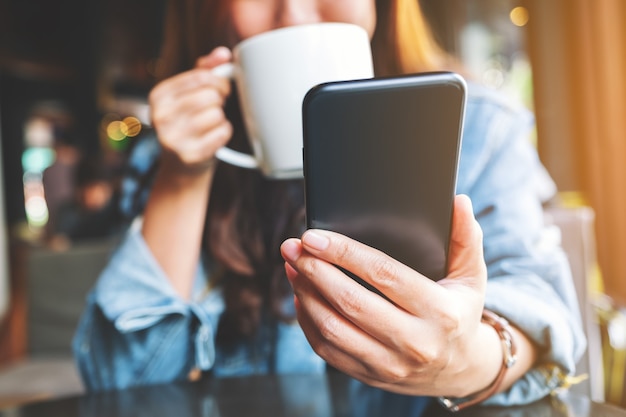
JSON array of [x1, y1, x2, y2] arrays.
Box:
[[148, 47, 236, 171], [151, 94, 232, 165], [283, 250, 460, 396], [150, 47, 232, 124], [284, 254, 423, 392], [150, 72, 230, 133], [294, 293, 420, 393], [289, 195, 485, 310], [282, 239, 426, 356], [150, 67, 231, 109], [283, 228, 443, 316], [281, 195, 490, 395], [152, 47, 231, 101]]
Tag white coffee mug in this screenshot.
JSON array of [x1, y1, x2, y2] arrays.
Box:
[[212, 22, 374, 179]]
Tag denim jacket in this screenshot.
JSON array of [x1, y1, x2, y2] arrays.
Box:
[[73, 83, 586, 406]]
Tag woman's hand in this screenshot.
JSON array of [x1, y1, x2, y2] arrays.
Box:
[[141, 47, 233, 299], [280, 195, 508, 398], [149, 47, 233, 175]]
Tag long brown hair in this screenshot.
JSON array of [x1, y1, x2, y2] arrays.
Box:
[[152, 0, 451, 344]]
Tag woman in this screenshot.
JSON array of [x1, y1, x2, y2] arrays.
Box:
[[73, 0, 585, 409]]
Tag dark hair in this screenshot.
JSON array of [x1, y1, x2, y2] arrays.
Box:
[[205, 92, 306, 344], [146, 0, 452, 343]]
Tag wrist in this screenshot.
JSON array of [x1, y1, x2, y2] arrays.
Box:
[[156, 153, 216, 188], [439, 310, 518, 412]]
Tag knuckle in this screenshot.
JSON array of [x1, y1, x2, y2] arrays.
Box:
[[398, 332, 443, 368], [298, 256, 322, 278], [317, 314, 342, 344], [332, 240, 353, 266], [188, 114, 209, 134], [304, 327, 323, 353], [310, 339, 332, 363], [409, 343, 439, 367], [185, 116, 203, 134], [335, 286, 365, 317], [202, 88, 222, 104], [378, 363, 412, 384], [413, 346, 440, 365], [206, 106, 226, 125], [369, 256, 398, 291], [157, 131, 178, 153], [190, 70, 212, 86], [308, 338, 325, 357], [192, 112, 229, 141], [216, 121, 233, 140], [438, 310, 462, 336], [149, 106, 167, 128]]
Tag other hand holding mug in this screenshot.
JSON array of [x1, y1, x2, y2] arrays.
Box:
[[212, 22, 374, 179]]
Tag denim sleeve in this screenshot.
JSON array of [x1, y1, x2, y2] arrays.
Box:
[[119, 134, 161, 219], [458, 89, 586, 406], [72, 221, 224, 390]]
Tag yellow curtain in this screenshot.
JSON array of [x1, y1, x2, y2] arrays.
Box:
[[526, 0, 626, 304]]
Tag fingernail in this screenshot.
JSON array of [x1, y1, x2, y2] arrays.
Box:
[[281, 240, 302, 262], [302, 230, 329, 251]]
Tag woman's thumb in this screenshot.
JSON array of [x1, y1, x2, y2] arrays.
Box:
[[445, 194, 487, 287]]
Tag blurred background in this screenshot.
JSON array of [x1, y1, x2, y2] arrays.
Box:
[[0, 0, 625, 409]]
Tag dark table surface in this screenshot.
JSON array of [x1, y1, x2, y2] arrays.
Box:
[[1, 371, 624, 417]]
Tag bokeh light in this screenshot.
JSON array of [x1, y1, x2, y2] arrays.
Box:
[[510, 7, 529, 27], [23, 170, 49, 229], [107, 120, 127, 141], [21, 147, 56, 173], [102, 114, 142, 151], [122, 116, 142, 137], [106, 116, 143, 141], [25, 195, 49, 227]]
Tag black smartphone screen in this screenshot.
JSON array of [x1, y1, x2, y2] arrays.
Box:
[[302, 72, 466, 282]]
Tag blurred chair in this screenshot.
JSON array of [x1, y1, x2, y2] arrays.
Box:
[[544, 205, 604, 402], [0, 238, 116, 408]]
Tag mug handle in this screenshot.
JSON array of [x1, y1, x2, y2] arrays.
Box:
[[211, 63, 260, 169]]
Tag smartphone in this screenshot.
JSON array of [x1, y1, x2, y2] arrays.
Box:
[[302, 72, 466, 288]]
